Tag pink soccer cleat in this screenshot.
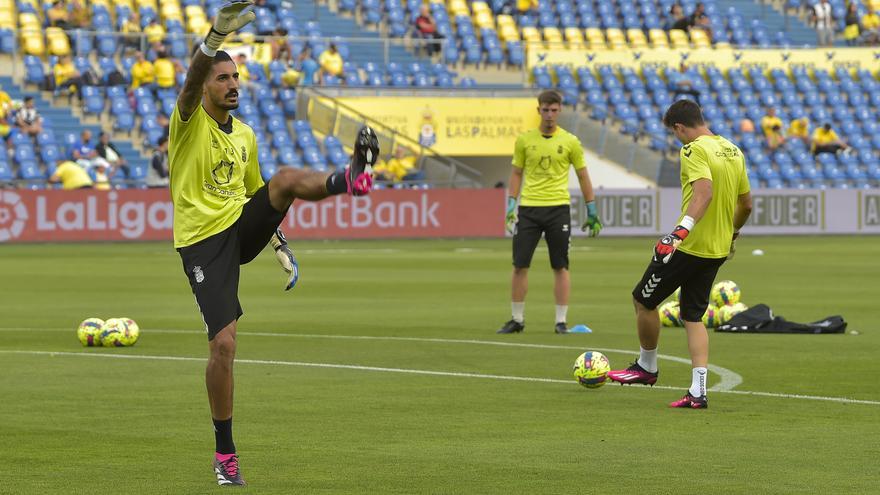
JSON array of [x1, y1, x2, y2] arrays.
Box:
[[669, 392, 708, 409], [606, 361, 659, 386]]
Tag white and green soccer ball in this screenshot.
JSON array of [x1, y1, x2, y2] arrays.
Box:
[[702, 304, 723, 328], [573, 351, 611, 389], [659, 301, 682, 327], [119, 317, 140, 346], [719, 302, 749, 324], [100, 318, 128, 347], [711, 280, 741, 306], [77, 318, 105, 347]]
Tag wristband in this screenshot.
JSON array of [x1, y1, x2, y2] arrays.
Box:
[[680, 215, 695, 231], [199, 42, 217, 57], [507, 196, 517, 213], [586, 200, 597, 217]]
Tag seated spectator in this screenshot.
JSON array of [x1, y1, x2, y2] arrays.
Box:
[[0, 114, 10, 140], [121, 13, 142, 50], [415, 5, 444, 56], [318, 43, 345, 83], [154, 49, 182, 89], [271, 28, 293, 63], [49, 160, 93, 189], [787, 117, 810, 146], [156, 112, 170, 139], [375, 147, 417, 182], [760, 108, 784, 149], [15, 96, 42, 136], [47, 0, 71, 29], [516, 0, 538, 17], [144, 17, 166, 45], [72, 129, 111, 170], [148, 135, 169, 187], [54, 55, 84, 98], [812, 123, 848, 155], [69, 0, 90, 28], [0, 88, 11, 118], [235, 53, 251, 85], [130, 51, 155, 89], [688, 2, 712, 40], [96, 131, 129, 177], [738, 118, 755, 134], [843, 3, 860, 46], [861, 9, 880, 45], [666, 4, 689, 31]]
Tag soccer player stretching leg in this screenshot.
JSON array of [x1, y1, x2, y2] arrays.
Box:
[[169, 1, 379, 484], [607, 100, 752, 408], [497, 90, 602, 335]]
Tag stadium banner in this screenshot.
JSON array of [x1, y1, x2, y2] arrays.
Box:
[[0, 188, 506, 243], [327, 97, 540, 156], [526, 45, 880, 73]]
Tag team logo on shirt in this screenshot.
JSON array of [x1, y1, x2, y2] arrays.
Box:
[[557, 145, 563, 154], [211, 137, 219, 149], [539, 155, 551, 169], [212, 160, 235, 185]]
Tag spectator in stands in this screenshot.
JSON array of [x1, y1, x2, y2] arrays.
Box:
[[0, 88, 10, 118], [15, 96, 43, 136], [738, 118, 755, 134], [69, 0, 90, 29], [54, 55, 84, 99], [760, 108, 785, 150], [687, 2, 712, 40], [49, 160, 93, 189], [843, 3, 860, 46], [861, 9, 880, 45], [665, 4, 689, 31], [374, 146, 417, 182], [130, 51, 155, 89], [318, 43, 345, 83], [144, 17, 166, 45], [787, 117, 810, 146], [283, 45, 318, 86], [148, 135, 169, 187], [415, 5, 444, 56], [96, 131, 129, 177], [516, 0, 539, 18], [47, 0, 71, 29], [270, 28, 293, 63], [235, 54, 251, 85], [154, 49, 182, 89], [811, 0, 835, 47], [0, 115, 10, 140], [812, 123, 848, 155], [73, 130, 111, 170], [121, 13, 142, 50], [156, 112, 170, 139]]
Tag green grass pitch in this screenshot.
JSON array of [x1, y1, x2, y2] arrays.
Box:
[[1, 236, 877, 494]]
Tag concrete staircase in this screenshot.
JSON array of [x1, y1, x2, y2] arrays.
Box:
[[718, 0, 818, 46]]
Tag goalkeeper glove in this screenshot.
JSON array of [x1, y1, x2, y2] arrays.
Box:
[[727, 231, 740, 260], [581, 200, 602, 237], [505, 196, 517, 234], [654, 216, 694, 264], [201, 0, 256, 56], [270, 229, 299, 291]]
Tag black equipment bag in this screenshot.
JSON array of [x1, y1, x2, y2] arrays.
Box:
[[716, 304, 847, 334]]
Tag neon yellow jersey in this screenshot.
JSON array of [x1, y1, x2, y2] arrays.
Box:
[[677, 135, 750, 259], [169, 104, 264, 248], [512, 127, 585, 207], [52, 161, 93, 190]]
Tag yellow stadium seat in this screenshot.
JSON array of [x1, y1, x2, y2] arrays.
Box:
[[161, 4, 182, 19], [18, 13, 40, 30], [184, 5, 204, 17], [521, 26, 542, 43], [499, 24, 520, 42], [471, 1, 490, 14], [138, 0, 159, 10], [584, 27, 606, 49], [91, 0, 110, 7], [690, 29, 710, 48], [187, 16, 208, 35], [648, 29, 669, 48], [496, 14, 515, 27], [605, 28, 626, 49], [543, 27, 563, 45], [668, 29, 689, 48], [448, 0, 469, 17], [626, 28, 647, 48], [474, 11, 494, 29], [21, 29, 44, 56], [564, 27, 584, 48], [46, 27, 71, 56]]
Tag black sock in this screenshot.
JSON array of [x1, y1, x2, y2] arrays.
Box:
[[325, 171, 347, 195], [213, 417, 235, 454]]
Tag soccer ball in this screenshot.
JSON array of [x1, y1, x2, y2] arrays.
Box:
[[718, 302, 749, 324], [100, 318, 128, 347], [671, 287, 681, 303], [573, 351, 611, 389], [702, 304, 722, 328], [77, 318, 105, 347], [119, 317, 140, 346], [659, 301, 682, 327], [711, 280, 741, 306]]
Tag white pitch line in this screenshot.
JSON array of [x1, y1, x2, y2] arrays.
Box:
[[2, 349, 879, 406], [0, 327, 743, 392]]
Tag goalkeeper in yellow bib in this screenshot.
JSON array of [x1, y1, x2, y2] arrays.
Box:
[[169, 1, 379, 485], [498, 90, 602, 335]]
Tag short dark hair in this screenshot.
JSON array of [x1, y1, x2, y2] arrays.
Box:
[[213, 50, 233, 64], [24, 96, 33, 103], [537, 90, 562, 106], [157, 135, 168, 146], [663, 99, 705, 128]]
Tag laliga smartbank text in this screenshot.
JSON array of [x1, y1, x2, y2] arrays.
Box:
[[35, 191, 173, 238]]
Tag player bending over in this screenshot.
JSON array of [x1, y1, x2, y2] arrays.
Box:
[[168, 1, 378, 485], [606, 99, 752, 408]]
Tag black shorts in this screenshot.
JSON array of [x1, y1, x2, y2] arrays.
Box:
[[513, 205, 571, 270], [177, 183, 286, 340], [632, 250, 726, 322]]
